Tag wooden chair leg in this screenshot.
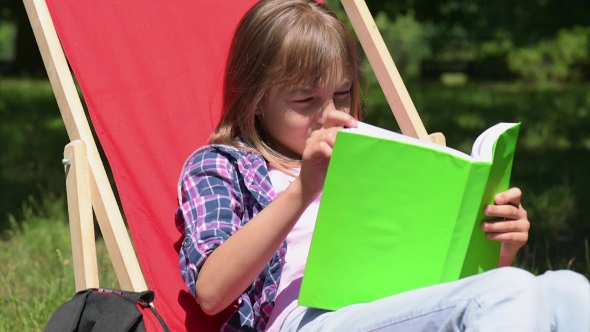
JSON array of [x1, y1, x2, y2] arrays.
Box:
[[64, 140, 99, 291]]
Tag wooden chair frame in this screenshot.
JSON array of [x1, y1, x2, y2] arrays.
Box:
[[23, 0, 446, 295]]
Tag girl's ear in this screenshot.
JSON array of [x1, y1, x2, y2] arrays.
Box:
[[255, 104, 263, 115]]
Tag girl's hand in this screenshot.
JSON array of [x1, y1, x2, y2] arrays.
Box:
[[481, 187, 530, 267], [298, 110, 357, 201]]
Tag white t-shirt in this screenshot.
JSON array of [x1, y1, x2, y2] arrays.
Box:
[[264, 164, 321, 332]]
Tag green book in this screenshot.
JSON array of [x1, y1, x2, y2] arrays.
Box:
[[298, 121, 521, 310]]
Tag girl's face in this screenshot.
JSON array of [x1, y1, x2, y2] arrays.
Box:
[[259, 78, 352, 160]]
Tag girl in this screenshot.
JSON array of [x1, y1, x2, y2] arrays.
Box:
[[176, 0, 590, 331]]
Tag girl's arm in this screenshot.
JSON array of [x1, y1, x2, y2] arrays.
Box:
[[195, 111, 356, 315], [195, 176, 312, 315]]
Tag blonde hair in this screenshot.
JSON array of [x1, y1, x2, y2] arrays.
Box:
[[210, 0, 362, 172]]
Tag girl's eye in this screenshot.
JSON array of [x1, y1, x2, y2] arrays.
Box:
[[335, 89, 351, 97], [294, 97, 313, 103]]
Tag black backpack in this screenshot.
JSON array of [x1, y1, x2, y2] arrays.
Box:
[[43, 288, 171, 332]]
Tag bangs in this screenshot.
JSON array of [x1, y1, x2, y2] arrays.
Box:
[[266, 14, 356, 92], [212, 0, 363, 174]]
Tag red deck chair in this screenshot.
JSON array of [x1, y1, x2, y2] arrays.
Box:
[[24, 0, 445, 331]]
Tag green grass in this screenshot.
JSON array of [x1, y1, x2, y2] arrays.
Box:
[[0, 195, 117, 332]]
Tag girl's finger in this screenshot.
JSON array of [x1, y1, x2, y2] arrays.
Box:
[[484, 204, 521, 219], [306, 141, 333, 161], [486, 231, 528, 244], [495, 187, 522, 206], [481, 219, 530, 233], [322, 110, 357, 129], [307, 127, 341, 147], [313, 142, 332, 159]]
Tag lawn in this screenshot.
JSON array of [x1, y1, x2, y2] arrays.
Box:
[[0, 195, 117, 332]]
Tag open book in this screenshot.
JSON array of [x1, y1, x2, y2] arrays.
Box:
[[298, 121, 521, 310]]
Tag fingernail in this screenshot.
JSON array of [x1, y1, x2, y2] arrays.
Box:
[[496, 194, 505, 204], [351, 118, 357, 126]]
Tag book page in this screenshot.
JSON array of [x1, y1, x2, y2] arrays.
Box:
[[471, 123, 519, 161], [348, 122, 472, 160]]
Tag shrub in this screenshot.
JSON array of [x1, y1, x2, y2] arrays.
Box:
[[508, 26, 590, 84]]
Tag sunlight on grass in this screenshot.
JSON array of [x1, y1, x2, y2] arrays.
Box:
[[0, 194, 116, 332]]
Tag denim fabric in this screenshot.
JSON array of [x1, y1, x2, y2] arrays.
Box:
[[282, 267, 590, 332]]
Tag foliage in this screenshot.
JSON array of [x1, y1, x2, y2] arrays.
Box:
[[340, 0, 590, 83], [2, 0, 590, 78], [507, 26, 590, 84], [0, 21, 16, 61], [371, 11, 434, 80], [365, 0, 590, 51], [467, 26, 590, 83], [326, 0, 434, 81], [0, 194, 117, 332]]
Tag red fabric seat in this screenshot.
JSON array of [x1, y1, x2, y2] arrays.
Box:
[[46, 1, 258, 330]]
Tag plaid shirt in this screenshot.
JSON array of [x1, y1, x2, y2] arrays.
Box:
[[175, 144, 286, 332]]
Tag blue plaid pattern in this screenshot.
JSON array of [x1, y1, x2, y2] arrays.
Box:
[[175, 144, 286, 332]]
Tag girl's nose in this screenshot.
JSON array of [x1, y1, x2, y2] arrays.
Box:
[[316, 100, 336, 124], [315, 110, 326, 125]]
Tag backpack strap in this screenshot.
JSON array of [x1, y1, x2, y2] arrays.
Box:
[[102, 289, 171, 332]]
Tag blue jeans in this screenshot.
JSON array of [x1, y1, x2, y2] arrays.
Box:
[[281, 267, 589, 332]]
